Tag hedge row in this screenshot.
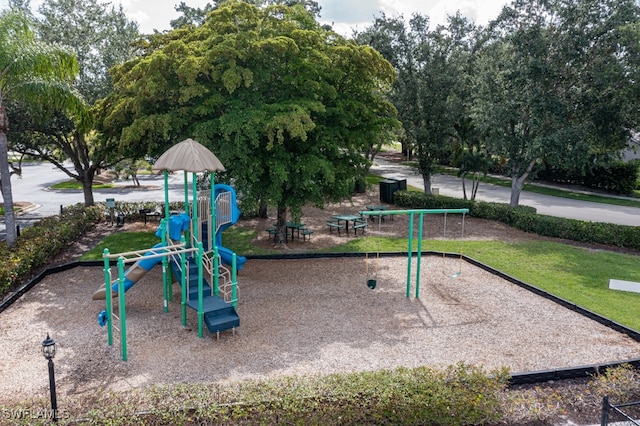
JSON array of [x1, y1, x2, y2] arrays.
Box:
[[0, 200, 200, 296], [537, 160, 639, 195], [0, 205, 104, 295], [394, 190, 640, 251]]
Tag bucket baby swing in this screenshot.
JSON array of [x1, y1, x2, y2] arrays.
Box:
[[442, 211, 466, 278], [365, 218, 382, 290]]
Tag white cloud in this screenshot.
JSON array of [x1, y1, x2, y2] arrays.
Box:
[[317, 0, 509, 36], [0, 0, 511, 35]]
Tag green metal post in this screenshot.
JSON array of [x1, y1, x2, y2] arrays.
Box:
[[180, 237, 187, 327], [183, 172, 189, 217], [192, 172, 198, 241], [232, 253, 238, 308], [210, 172, 216, 254], [183, 172, 191, 245], [415, 213, 425, 299], [117, 257, 127, 361], [103, 249, 113, 346], [213, 245, 220, 296], [197, 242, 204, 338], [163, 171, 170, 219], [406, 213, 414, 298], [160, 219, 169, 311], [162, 172, 172, 304]]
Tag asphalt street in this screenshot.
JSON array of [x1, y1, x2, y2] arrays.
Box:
[[0, 161, 189, 240], [370, 158, 640, 227], [0, 158, 638, 241]]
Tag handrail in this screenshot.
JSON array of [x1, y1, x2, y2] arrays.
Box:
[[102, 242, 193, 263]]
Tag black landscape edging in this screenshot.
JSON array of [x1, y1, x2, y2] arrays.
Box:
[[509, 358, 640, 385], [461, 255, 640, 342], [2, 254, 639, 386]]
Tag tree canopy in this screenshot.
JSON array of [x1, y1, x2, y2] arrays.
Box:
[[357, 0, 640, 205], [0, 9, 84, 248], [357, 13, 479, 195], [7, 0, 140, 207], [473, 0, 640, 206], [100, 0, 398, 243]]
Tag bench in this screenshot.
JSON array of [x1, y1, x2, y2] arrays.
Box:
[[266, 226, 277, 240], [139, 208, 162, 225], [353, 221, 367, 235], [301, 229, 314, 241], [327, 221, 343, 235]]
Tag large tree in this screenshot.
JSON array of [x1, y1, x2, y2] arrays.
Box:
[[170, 0, 321, 29], [8, 0, 140, 207], [357, 13, 477, 195], [100, 0, 397, 244], [0, 9, 84, 248], [474, 0, 640, 207]]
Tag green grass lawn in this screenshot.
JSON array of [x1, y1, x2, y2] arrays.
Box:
[[51, 180, 114, 190], [83, 226, 640, 331], [82, 231, 162, 259]]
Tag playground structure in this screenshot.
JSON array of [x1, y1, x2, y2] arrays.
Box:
[[94, 139, 245, 361], [359, 208, 469, 299]]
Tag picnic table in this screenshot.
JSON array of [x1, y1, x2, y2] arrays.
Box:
[[286, 222, 305, 241], [366, 205, 393, 222], [331, 214, 365, 236]]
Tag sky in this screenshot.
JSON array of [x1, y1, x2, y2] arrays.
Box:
[[0, 0, 512, 36]]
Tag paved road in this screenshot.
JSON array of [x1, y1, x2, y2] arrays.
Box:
[[0, 162, 190, 240], [370, 158, 640, 227], [1, 159, 638, 240]]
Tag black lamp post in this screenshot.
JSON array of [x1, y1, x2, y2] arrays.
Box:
[[41, 333, 58, 422]]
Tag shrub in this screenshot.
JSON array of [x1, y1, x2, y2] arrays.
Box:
[[588, 364, 640, 404], [0, 204, 104, 295], [132, 364, 509, 425], [394, 190, 640, 250], [538, 160, 638, 195], [584, 161, 638, 195]]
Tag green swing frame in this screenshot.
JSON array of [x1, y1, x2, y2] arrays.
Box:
[[359, 208, 469, 298]]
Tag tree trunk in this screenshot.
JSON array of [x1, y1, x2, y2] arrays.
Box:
[[0, 106, 17, 248], [274, 203, 288, 245], [510, 159, 537, 208], [258, 197, 268, 218], [422, 172, 432, 196], [510, 176, 523, 208], [81, 177, 95, 207], [470, 174, 480, 201], [460, 171, 468, 200]]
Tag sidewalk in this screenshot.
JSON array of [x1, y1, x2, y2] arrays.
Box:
[[370, 157, 640, 227]]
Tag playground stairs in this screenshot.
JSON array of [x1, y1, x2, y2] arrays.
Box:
[[169, 256, 240, 336]]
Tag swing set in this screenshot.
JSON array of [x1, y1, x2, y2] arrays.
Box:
[[359, 208, 469, 298], [442, 211, 466, 278]]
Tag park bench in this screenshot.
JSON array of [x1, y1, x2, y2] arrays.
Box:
[[266, 226, 277, 240], [301, 228, 314, 241], [139, 208, 161, 225], [327, 220, 343, 235], [352, 220, 367, 235]]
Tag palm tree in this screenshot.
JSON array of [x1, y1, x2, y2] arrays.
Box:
[[0, 10, 85, 249]]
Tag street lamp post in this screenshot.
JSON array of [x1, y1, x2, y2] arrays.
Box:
[[41, 333, 58, 422]]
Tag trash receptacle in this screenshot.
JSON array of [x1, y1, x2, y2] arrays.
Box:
[[379, 179, 400, 203], [396, 179, 407, 191]]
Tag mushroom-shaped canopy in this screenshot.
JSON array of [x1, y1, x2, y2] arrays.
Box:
[[153, 138, 225, 173]]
